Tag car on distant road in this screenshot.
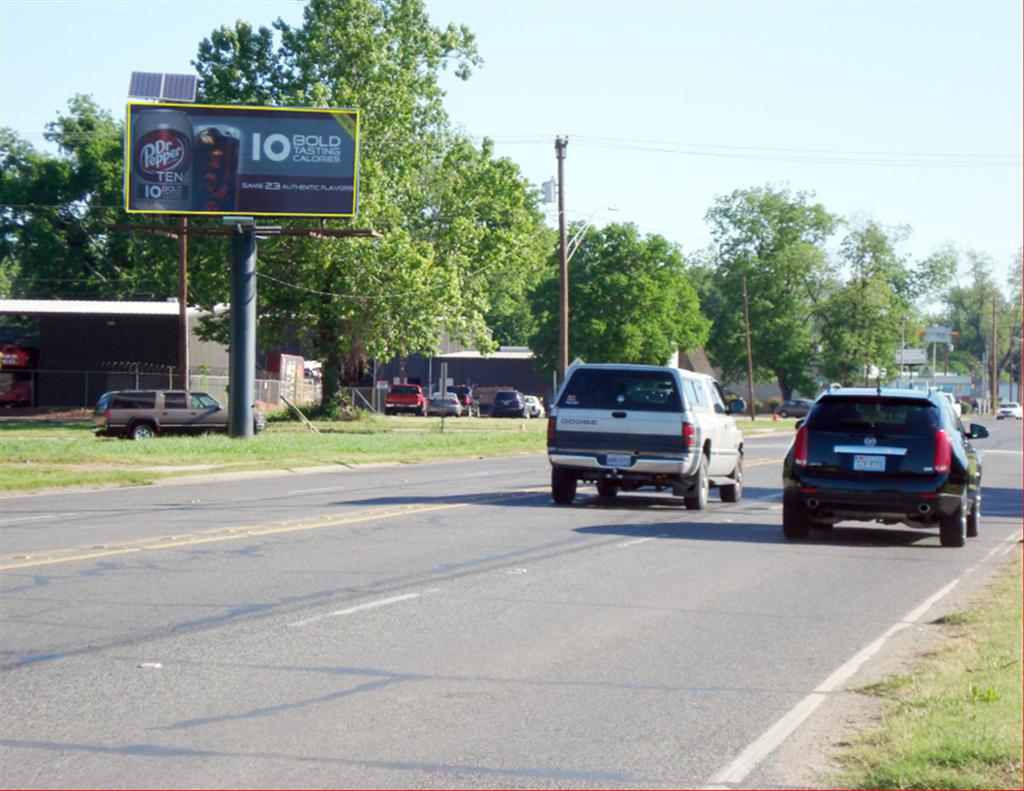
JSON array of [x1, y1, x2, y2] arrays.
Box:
[[490, 390, 528, 418], [94, 390, 265, 439], [427, 392, 463, 417], [782, 387, 988, 547], [384, 384, 427, 416], [997, 401, 1023, 420], [773, 399, 814, 419], [523, 395, 545, 418]]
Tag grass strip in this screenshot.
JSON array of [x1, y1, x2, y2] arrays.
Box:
[[834, 558, 1023, 789]]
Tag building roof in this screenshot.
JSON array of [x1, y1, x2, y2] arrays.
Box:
[[437, 346, 534, 360], [0, 299, 202, 316]]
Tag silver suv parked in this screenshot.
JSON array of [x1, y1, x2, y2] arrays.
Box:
[[547, 364, 744, 507], [93, 390, 266, 439]]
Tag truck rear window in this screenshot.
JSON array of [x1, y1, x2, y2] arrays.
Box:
[[390, 385, 419, 395], [559, 370, 682, 412]]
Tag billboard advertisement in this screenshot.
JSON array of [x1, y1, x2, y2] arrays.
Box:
[[125, 102, 359, 217]]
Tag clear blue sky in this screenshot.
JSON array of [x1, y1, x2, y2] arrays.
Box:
[[2, 0, 1021, 292]]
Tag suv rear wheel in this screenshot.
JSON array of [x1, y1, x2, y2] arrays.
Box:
[[129, 422, 157, 440], [782, 499, 810, 539], [940, 497, 967, 547], [551, 468, 577, 504], [967, 497, 980, 538]]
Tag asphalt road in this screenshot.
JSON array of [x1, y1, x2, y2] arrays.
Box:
[[1, 420, 1021, 788]]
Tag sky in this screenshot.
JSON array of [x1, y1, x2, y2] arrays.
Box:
[[1, 0, 1021, 292]]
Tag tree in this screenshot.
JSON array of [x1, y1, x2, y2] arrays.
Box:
[[191, 0, 549, 403], [1, 96, 178, 302], [528, 223, 709, 373], [702, 185, 838, 399], [818, 220, 915, 384]]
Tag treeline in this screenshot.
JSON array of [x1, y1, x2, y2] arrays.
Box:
[[1, 0, 1020, 404]]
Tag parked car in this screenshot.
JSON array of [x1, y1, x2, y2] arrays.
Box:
[[782, 387, 988, 547], [94, 390, 266, 439], [997, 401, 1023, 420], [523, 395, 545, 418], [450, 384, 474, 416], [773, 399, 814, 419], [547, 363, 744, 508], [491, 390, 528, 418], [427, 392, 463, 417], [384, 384, 427, 416]]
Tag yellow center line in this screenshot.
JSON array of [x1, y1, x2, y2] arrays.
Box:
[[1, 491, 543, 571]]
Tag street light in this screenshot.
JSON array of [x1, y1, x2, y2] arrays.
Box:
[[566, 206, 619, 262]]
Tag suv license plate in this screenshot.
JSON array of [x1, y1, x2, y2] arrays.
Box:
[[606, 453, 632, 468], [853, 454, 886, 472]]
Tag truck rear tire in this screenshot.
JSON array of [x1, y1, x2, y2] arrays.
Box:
[[551, 468, 577, 504], [683, 456, 709, 510]]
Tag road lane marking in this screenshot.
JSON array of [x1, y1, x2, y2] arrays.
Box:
[[289, 593, 422, 627], [0, 513, 77, 526], [0, 491, 543, 571], [707, 530, 1023, 786]]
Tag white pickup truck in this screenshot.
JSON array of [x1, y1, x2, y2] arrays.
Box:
[[546, 363, 744, 508]]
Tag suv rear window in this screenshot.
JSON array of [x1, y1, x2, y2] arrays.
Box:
[[494, 392, 520, 403], [806, 397, 939, 433], [110, 392, 156, 409], [559, 370, 682, 412]]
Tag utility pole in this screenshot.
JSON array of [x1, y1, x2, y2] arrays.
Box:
[[555, 137, 569, 379], [742, 276, 756, 421], [991, 296, 998, 413], [178, 216, 189, 390]]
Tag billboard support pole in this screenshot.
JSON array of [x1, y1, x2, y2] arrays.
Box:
[[229, 226, 257, 437], [178, 216, 189, 390]]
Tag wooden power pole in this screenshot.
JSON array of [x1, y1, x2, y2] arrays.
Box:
[[742, 276, 756, 421]]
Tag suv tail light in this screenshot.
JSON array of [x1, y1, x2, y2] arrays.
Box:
[[547, 416, 556, 444], [794, 425, 809, 467], [933, 429, 951, 473], [682, 421, 696, 449], [105, 408, 111, 420]]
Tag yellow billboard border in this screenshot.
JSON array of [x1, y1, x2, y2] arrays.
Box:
[[124, 101, 361, 218]]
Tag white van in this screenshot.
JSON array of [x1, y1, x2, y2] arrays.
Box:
[[546, 363, 744, 508]]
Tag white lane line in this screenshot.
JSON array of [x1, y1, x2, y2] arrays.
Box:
[[289, 593, 422, 628], [288, 487, 344, 495], [1, 513, 75, 525], [981, 449, 1024, 455], [707, 531, 1021, 786], [617, 536, 658, 548]]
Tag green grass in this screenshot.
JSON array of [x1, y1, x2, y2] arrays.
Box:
[[0, 415, 547, 492], [833, 559, 1023, 790], [0, 411, 795, 493]]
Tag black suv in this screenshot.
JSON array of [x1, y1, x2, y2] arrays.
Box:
[[782, 388, 988, 547], [491, 390, 527, 418]]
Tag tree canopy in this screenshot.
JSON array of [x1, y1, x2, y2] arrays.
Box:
[[529, 222, 709, 373]]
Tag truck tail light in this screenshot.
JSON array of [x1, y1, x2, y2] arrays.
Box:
[[794, 425, 809, 467], [933, 429, 951, 474], [682, 421, 696, 449], [547, 416, 555, 444]]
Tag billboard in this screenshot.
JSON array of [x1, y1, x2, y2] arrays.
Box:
[[125, 102, 359, 217]]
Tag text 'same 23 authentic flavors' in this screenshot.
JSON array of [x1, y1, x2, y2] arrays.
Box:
[[131, 109, 241, 212]]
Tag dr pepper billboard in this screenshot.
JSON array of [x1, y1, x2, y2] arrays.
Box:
[[125, 102, 359, 217]]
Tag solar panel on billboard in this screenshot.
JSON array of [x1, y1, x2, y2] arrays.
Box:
[[162, 74, 198, 102], [128, 72, 163, 100]]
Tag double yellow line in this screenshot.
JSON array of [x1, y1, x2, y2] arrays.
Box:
[[1, 491, 545, 571]]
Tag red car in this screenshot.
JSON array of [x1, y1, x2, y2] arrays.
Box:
[[384, 384, 427, 416]]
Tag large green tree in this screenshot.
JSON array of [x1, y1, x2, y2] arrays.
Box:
[[191, 0, 549, 401], [0, 96, 179, 301], [818, 220, 916, 384], [528, 222, 709, 373], [702, 185, 838, 399]]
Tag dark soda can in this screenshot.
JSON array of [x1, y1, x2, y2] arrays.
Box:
[[193, 124, 241, 212], [130, 109, 194, 211]]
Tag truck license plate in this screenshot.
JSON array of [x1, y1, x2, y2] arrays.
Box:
[[605, 453, 631, 467], [853, 454, 886, 472]]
